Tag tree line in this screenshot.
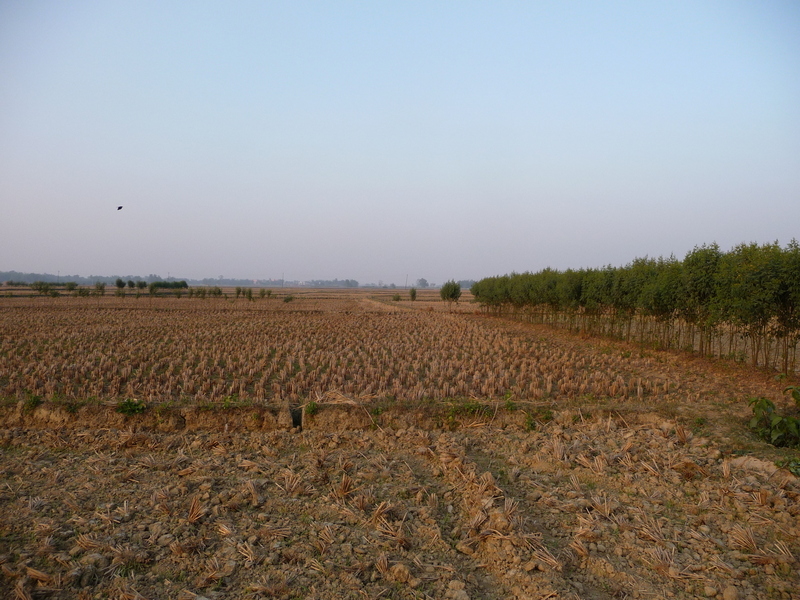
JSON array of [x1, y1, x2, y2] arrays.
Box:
[[471, 241, 800, 373]]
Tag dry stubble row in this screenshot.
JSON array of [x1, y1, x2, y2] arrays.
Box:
[[1, 299, 674, 405]]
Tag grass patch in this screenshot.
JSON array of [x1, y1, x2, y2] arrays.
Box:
[[22, 392, 43, 414], [524, 407, 554, 430], [117, 398, 147, 415], [446, 398, 490, 421]]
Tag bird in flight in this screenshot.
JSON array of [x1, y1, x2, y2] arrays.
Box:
[[117, 206, 123, 211]]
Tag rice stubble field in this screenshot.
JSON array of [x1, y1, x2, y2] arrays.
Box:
[[1, 292, 798, 600]]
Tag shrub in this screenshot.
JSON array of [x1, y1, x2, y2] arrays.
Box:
[[117, 398, 146, 415], [440, 280, 461, 307], [392, 293, 401, 302], [283, 295, 294, 303], [749, 392, 800, 447], [409, 288, 417, 301], [31, 281, 53, 296]]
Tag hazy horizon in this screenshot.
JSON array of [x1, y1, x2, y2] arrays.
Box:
[[2, 2, 799, 285]]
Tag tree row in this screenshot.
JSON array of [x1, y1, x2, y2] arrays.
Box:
[[471, 241, 800, 373]]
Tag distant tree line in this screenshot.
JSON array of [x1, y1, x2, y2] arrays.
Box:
[[1, 271, 362, 288], [9, 279, 227, 300], [471, 241, 800, 373], [306, 279, 359, 288], [149, 280, 188, 289]]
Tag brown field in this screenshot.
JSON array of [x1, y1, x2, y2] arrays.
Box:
[[1, 291, 798, 600]]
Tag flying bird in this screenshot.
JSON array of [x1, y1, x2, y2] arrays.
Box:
[[117, 206, 123, 210]]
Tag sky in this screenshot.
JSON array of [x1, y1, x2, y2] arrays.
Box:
[[1, 1, 799, 286]]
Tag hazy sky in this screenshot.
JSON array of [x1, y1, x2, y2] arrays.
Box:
[[2, 2, 799, 285]]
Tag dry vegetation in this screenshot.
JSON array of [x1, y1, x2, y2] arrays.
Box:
[[3, 294, 690, 405], [1, 292, 799, 600]]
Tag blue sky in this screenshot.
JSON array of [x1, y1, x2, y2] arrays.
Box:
[[1, 1, 799, 285]]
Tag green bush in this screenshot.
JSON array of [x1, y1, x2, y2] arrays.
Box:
[[440, 280, 462, 305], [117, 398, 146, 415], [749, 392, 800, 447], [283, 295, 294, 303], [23, 392, 43, 413]]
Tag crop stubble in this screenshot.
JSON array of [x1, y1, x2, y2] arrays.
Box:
[[2, 297, 681, 405], [0, 295, 798, 599]]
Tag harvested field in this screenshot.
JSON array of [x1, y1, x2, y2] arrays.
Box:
[[1, 293, 799, 600], [0, 294, 747, 405]]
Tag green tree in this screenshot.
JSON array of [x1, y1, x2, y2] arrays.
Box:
[[440, 280, 461, 309], [409, 287, 417, 301], [776, 240, 800, 372], [94, 282, 106, 296], [127, 280, 135, 289], [31, 281, 58, 297], [136, 280, 147, 290], [471, 275, 511, 312], [115, 278, 125, 291], [716, 242, 784, 367]]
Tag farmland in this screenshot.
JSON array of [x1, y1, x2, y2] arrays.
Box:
[[1, 292, 686, 406], [1, 291, 799, 600]]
